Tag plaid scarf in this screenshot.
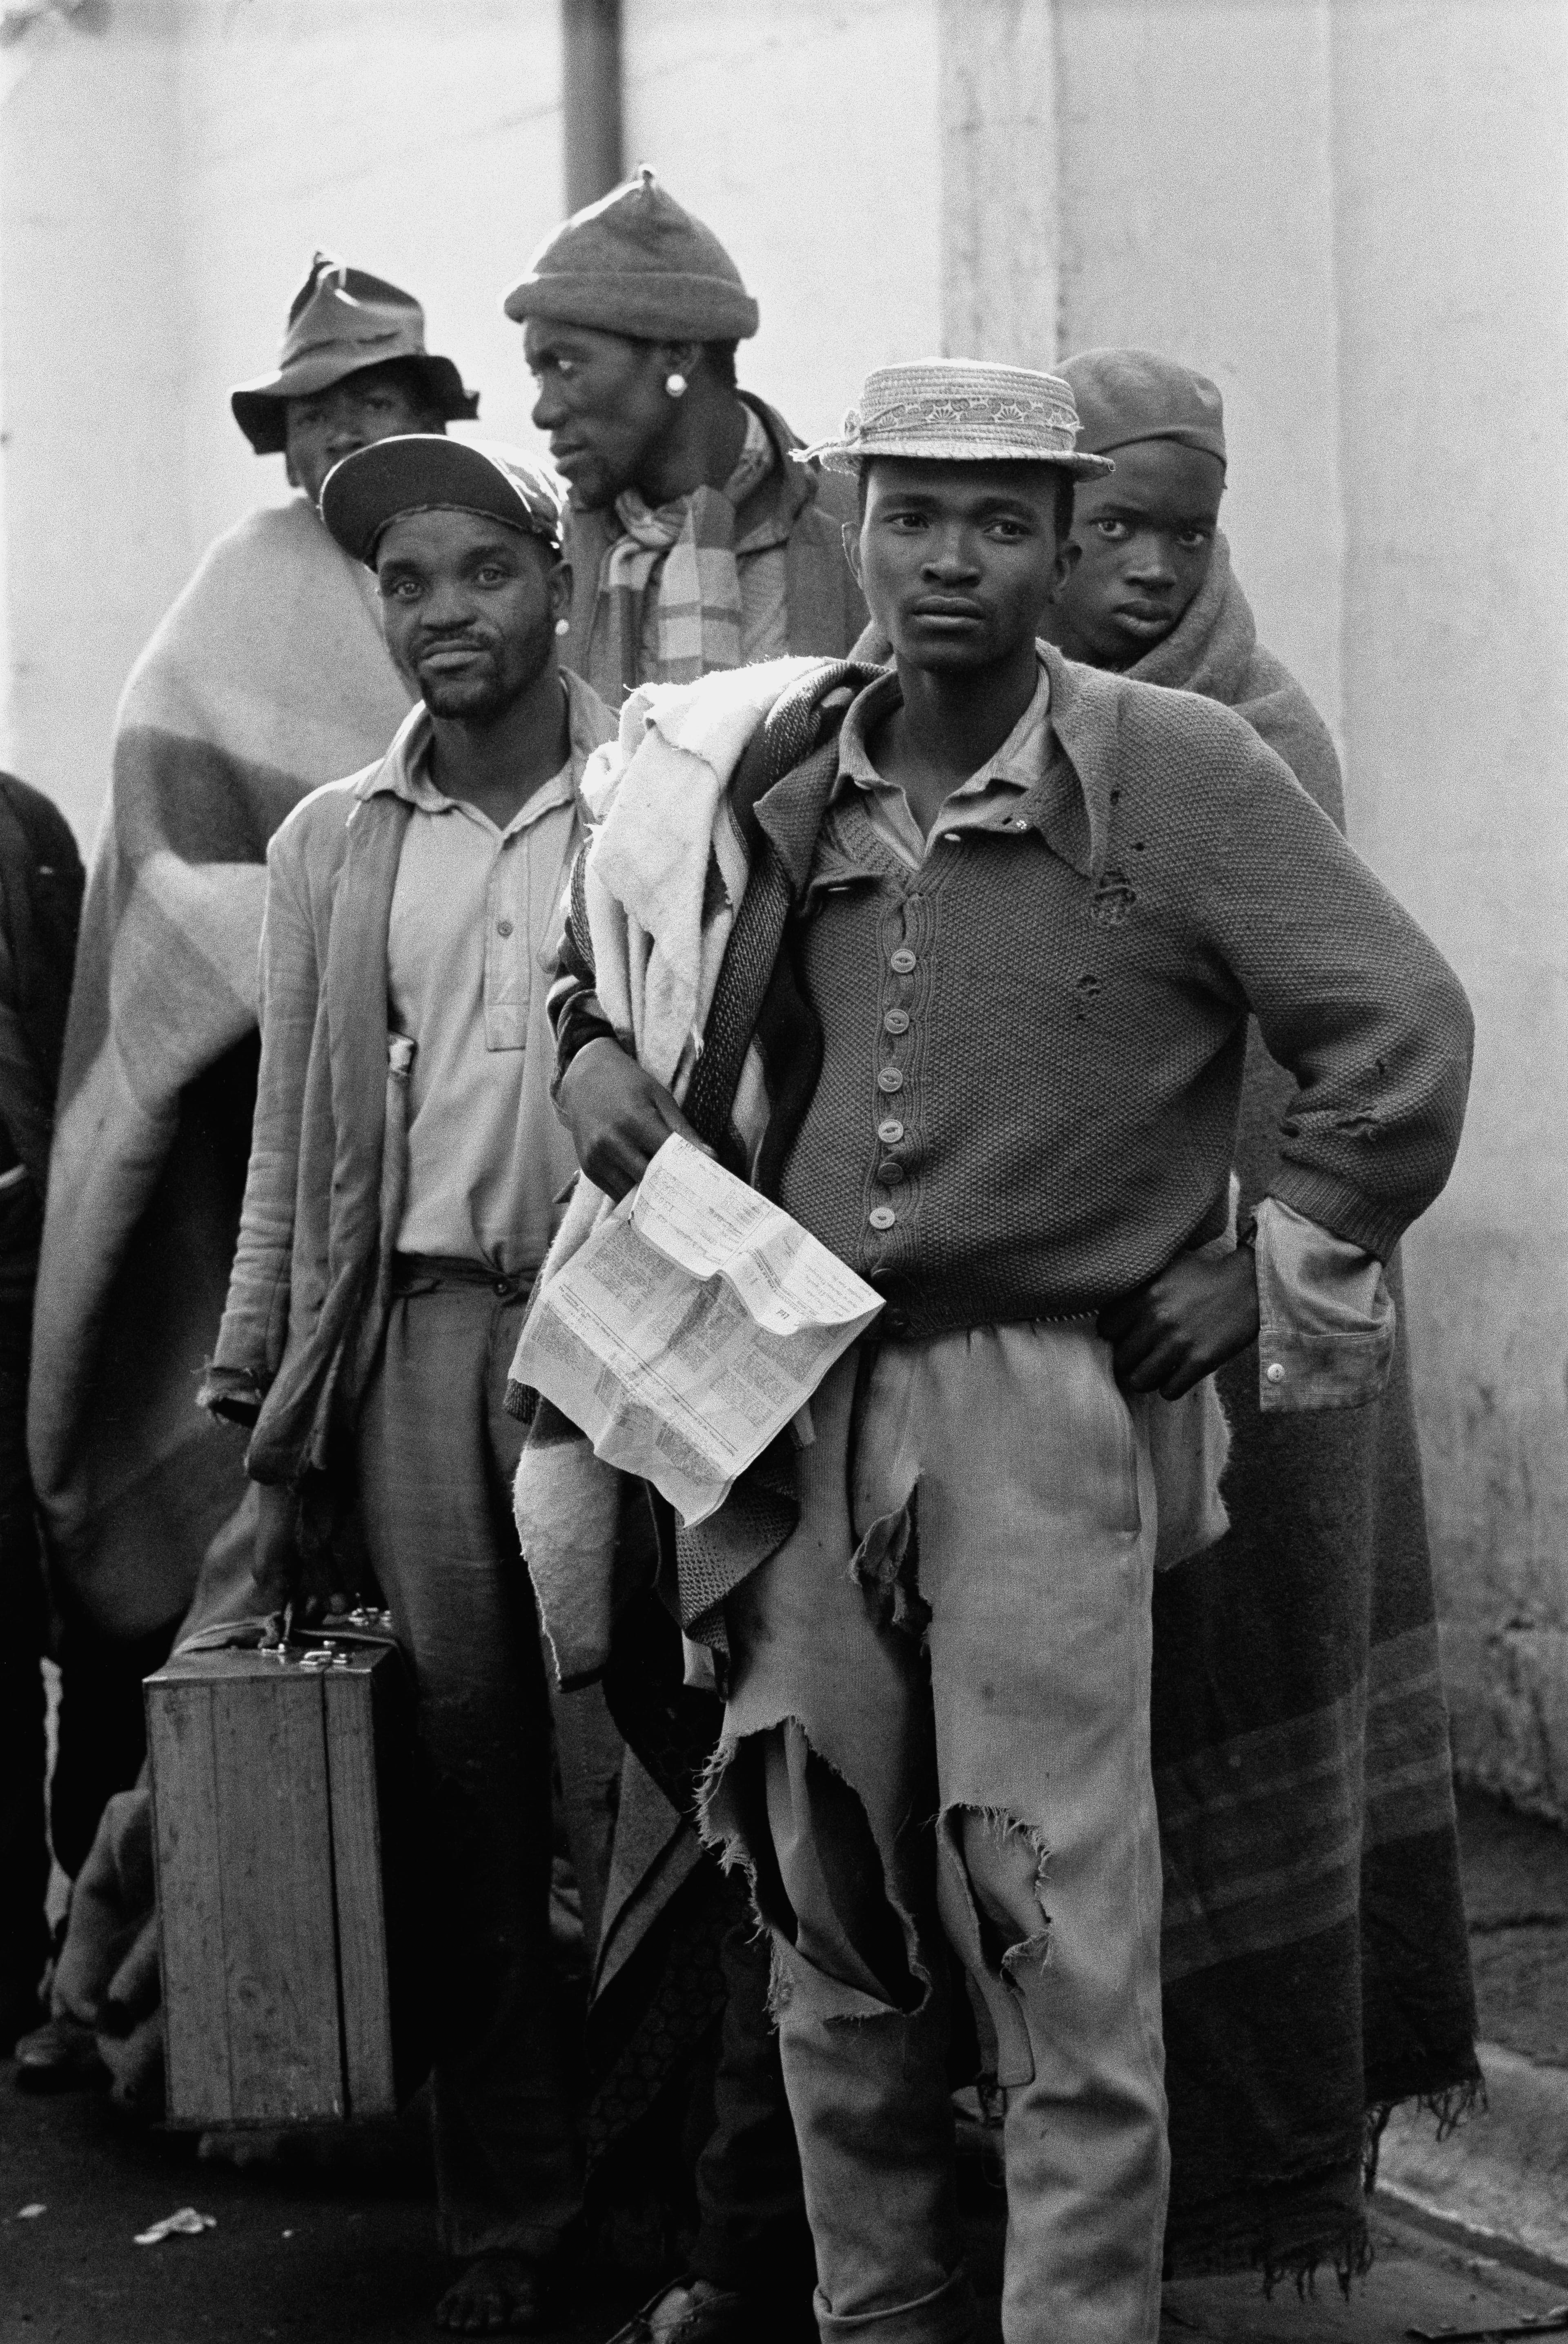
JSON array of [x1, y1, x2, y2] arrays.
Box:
[[597, 406, 776, 694]]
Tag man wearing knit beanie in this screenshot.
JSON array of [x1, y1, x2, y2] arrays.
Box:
[[503, 169, 866, 2344], [504, 167, 866, 705]]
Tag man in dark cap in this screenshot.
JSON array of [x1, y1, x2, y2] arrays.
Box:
[[18, 258, 477, 2088], [506, 167, 866, 703], [504, 169, 866, 2344], [200, 438, 617, 2335], [1045, 348, 1481, 2283]]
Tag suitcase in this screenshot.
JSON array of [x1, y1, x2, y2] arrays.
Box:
[[145, 1624, 428, 2130]]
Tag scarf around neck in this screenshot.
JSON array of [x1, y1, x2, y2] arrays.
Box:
[[597, 403, 776, 693]]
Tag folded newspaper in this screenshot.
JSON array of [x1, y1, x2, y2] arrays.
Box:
[[514, 1136, 884, 1525]]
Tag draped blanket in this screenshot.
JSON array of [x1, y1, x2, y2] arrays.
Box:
[[1130, 542, 1480, 2280], [29, 497, 411, 1636], [510, 655, 829, 1685]]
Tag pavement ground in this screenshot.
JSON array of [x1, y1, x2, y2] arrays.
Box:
[[5, 1785, 1568, 2342]]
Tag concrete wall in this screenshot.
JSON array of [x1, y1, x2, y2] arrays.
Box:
[[1334, 2, 1568, 1817], [2, 0, 1566, 1810]]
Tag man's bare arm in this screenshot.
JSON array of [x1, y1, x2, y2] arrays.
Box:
[[555, 1036, 707, 1202]]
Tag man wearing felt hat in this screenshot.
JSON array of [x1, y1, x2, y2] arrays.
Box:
[[530, 356, 1473, 2344], [18, 258, 481, 2093], [505, 167, 867, 705], [200, 437, 617, 2335]]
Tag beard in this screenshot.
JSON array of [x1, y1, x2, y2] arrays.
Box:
[[415, 603, 556, 722]]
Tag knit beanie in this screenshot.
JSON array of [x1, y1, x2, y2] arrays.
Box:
[[1060, 348, 1227, 474], [502, 166, 760, 342]]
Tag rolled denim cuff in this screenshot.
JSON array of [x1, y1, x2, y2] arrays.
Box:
[[816, 2262, 975, 2344]]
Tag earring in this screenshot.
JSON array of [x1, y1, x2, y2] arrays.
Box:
[[665, 371, 688, 399], [554, 617, 570, 636]]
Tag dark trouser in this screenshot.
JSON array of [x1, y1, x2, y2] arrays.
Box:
[[0, 1176, 47, 2013], [49, 1612, 177, 1879], [356, 1263, 585, 2262], [693, 1917, 816, 2297]]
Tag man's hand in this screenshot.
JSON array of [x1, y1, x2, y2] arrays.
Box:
[[555, 1036, 707, 1201], [1097, 1248, 1260, 1401]]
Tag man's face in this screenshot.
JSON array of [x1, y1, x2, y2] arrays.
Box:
[[374, 509, 566, 722], [283, 363, 438, 507], [1049, 439, 1225, 668], [857, 459, 1077, 675], [523, 320, 675, 510]]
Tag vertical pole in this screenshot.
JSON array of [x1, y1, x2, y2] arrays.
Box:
[[562, 0, 624, 216]]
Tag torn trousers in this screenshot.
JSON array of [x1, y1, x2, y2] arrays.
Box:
[[357, 1264, 620, 2262], [705, 1325, 1168, 2344]]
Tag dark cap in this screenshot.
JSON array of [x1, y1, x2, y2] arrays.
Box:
[[1058, 348, 1227, 473], [319, 435, 566, 568]]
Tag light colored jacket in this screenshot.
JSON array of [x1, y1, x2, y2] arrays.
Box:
[[200, 667, 615, 1484]]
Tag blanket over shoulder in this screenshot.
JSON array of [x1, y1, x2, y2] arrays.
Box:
[[1117, 544, 1480, 2280], [29, 496, 411, 1635]]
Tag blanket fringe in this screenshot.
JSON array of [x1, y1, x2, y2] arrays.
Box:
[[1363, 2071, 1488, 2194]]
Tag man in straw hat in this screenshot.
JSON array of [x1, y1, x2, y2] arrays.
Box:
[[200, 436, 617, 2333], [1042, 348, 1480, 2278], [505, 169, 866, 2343], [525, 357, 1473, 2343], [18, 258, 476, 2091]]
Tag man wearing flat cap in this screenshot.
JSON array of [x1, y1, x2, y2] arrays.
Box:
[[535, 356, 1472, 2344], [1045, 348, 1481, 2280], [201, 437, 617, 2334], [18, 257, 482, 2092], [505, 169, 868, 2344]]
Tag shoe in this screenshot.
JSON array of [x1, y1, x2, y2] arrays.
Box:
[[11, 2014, 109, 2094], [606, 2279, 758, 2344]]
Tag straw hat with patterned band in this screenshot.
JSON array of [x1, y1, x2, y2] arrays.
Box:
[[800, 359, 1114, 478], [320, 436, 566, 570], [230, 252, 480, 456]]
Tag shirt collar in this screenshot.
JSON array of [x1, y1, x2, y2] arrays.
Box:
[[356, 667, 615, 831], [753, 642, 1120, 901], [833, 655, 1054, 805]]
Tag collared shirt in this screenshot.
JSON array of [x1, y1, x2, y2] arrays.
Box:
[[826, 655, 1053, 867], [369, 686, 585, 1274]]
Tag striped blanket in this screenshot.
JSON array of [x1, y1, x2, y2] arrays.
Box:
[[1129, 546, 1480, 2281], [29, 496, 411, 1636]]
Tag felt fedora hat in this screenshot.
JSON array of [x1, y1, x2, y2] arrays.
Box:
[[502, 166, 759, 343], [802, 359, 1114, 478], [230, 252, 479, 456], [319, 435, 566, 569]]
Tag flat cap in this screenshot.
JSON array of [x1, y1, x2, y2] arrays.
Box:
[[1059, 348, 1227, 472], [319, 435, 565, 568], [502, 166, 759, 343]]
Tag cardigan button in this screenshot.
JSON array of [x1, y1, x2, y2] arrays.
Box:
[[868, 1206, 896, 1231], [877, 1067, 904, 1093], [877, 1117, 904, 1144], [890, 948, 916, 974], [882, 1009, 909, 1035]]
